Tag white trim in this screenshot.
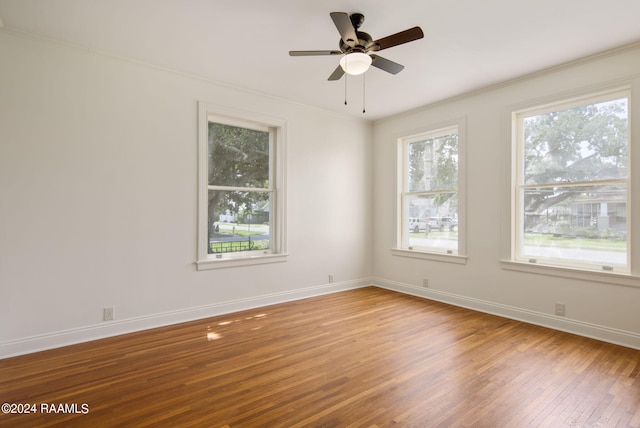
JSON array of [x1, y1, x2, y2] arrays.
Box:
[[205, 113, 270, 133], [515, 88, 631, 119], [500, 259, 640, 288], [401, 124, 459, 143], [390, 248, 467, 264], [196, 252, 289, 270], [0, 279, 371, 359], [630, 78, 640, 277], [372, 277, 640, 350]]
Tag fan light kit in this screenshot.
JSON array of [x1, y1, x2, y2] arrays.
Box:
[[339, 52, 372, 75], [289, 12, 424, 113]]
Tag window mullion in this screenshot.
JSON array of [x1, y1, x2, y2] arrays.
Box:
[[405, 189, 457, 197], [208, 185, 273, 193], [520, 178, 628, 190]]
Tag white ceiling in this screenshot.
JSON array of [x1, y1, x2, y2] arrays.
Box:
[[1, 0, 640, 120]]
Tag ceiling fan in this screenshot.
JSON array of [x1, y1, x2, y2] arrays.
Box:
[[289, 12, 424, 80]]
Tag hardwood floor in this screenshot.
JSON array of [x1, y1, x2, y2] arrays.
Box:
[[1, 286, 639, 427]]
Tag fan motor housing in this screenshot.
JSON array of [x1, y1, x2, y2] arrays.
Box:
[[339, 31, 375, 54]]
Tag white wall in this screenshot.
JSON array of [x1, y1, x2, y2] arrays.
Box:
[[3, 29, 640, 358], [0, 31, 373, 357], [372, 45, 640, 348]]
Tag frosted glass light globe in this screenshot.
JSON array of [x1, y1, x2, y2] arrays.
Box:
[[339, 53, 372, 75]]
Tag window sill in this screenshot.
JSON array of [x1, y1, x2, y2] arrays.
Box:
[[391, 248, 467, 265], [500, 260, 640, 288], [196, 253, 288, 270]]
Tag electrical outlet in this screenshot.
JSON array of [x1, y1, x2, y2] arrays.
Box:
[[103, 307, 115, 321], [422, 278, 429, 288], [555, 303, 566, 317], [329, 274, 334, 283]]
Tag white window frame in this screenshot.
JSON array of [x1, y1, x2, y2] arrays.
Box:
[[503, 84, 640, 286], [392, 118, 467, 264], [196, 102, 287, 270]]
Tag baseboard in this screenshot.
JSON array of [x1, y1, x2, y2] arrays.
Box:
[[6, 277, 637, 358], [373, 277, 640, 350], [0, 279, 372, 359]]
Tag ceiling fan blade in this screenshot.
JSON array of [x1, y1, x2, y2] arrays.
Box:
[[370, 54, 404, 75], [328, 64, 345, 81], [373, 26, 424, 51], [330, 12, 358, 47], [289, 50, 343, 56]]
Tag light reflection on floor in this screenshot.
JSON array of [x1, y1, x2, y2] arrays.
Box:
[[205, 313, 269, 341], [206, 332, 222, 341]]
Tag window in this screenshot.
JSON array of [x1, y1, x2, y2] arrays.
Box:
[[395, 120, 465, 261], [512, 89, 630, 273], [197, 103, 287, 270]]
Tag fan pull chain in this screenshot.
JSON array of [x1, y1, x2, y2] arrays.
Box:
[[362, 72, 366, 114], [344, 74, 347, 105], [344, 57, 348, 105]]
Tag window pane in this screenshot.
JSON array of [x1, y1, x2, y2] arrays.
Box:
[[523, 98, 628, 185], [208, 190, 271, 254], [520, 185, 626, 266], [208, 122, 270, 188], [404, 193, 458, 252], [408, 131, 458, 192]]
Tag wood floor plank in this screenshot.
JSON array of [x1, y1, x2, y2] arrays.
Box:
[[1, 287, 639, 427]]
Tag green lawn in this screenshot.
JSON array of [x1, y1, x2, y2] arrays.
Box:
[[216, 224, 267, 237], [409, 231, 626, 252], [523, 233, 626, 251]]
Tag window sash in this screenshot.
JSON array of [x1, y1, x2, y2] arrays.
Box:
[[512, 90, 630, 272], [207, 120, 274, 257], [398, 124, 460, 255], [197, 102, 287, 269]]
